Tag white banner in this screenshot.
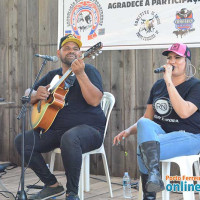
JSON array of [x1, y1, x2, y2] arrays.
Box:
[[58, 0, 200, 50]]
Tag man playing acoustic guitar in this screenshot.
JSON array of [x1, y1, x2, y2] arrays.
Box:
[[15, 34, 106, 200]]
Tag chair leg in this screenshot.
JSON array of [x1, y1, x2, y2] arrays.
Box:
[[162, 162, 171, 200], [79, 157, 85, 200], [49, 151, 56, 173], [101, 151, 113, 197], [179, 160, 195, 200], [84, 155, 90, 192], [194, 160, 200, 200], [138, 176, 143, 200]]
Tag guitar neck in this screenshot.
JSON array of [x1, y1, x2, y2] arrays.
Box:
[[51, 68, 72, 92]]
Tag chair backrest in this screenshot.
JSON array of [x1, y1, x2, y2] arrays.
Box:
[[100, 92, 115, 141]]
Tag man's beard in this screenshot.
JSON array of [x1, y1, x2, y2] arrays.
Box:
[[60, 53, 77, 66]]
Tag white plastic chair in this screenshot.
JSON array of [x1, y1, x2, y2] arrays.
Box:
[[49, 92, 115, 200], [138, 155, 200, 200], [162, 155, 200, 200]]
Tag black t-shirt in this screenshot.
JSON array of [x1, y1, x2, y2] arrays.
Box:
[[34, 64, 106, 134], [147, 77, 200, 134]]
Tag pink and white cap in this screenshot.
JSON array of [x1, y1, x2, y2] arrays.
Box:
[[162, 43, 191, 60]]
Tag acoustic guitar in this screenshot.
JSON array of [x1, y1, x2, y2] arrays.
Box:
[[31, 42, 103, 133]]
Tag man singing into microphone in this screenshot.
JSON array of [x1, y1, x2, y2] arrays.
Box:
[[113, 43, 200, 200], [15, 34, 106, 200]]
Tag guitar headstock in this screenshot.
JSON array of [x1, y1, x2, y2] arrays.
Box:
[[83, 42, 103, 59]]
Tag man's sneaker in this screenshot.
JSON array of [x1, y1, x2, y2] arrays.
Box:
[[29, 183, 65, 200], [66, 192, 80, 200]]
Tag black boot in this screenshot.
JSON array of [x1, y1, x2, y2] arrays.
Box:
[[139, 141, 164, 193], [141, 172, 156, 200]]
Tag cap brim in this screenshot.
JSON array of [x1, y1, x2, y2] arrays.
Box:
[[162, 50, 185, 57], [61, 38, 82, 48], [162, 50, 170, 56]]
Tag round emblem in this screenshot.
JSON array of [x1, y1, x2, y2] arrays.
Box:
[[153, 97, 172, 117]]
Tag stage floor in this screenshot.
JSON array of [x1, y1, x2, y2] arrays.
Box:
[[0, 164, 197, 200]]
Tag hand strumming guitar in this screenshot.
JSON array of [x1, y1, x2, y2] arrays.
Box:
[[25, 84, 50, 105], [35, 84, 50, 100]]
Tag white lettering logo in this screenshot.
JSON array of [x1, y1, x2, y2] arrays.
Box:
[[154, 97, 172, 117]]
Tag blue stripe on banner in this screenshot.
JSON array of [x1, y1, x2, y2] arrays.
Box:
[[65, 30, 72, 35]]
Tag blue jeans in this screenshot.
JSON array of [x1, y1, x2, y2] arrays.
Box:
[[15, 124, 103, 194], [137, 118, 200, 174]]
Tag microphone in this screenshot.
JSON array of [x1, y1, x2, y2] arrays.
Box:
[[154, 66, 174, 73], [35, 54, 58, 62]]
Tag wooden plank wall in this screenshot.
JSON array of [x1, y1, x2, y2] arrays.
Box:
[[0, 0, 200, 179]]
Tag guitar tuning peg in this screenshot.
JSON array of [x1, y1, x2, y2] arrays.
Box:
[[95, 53, 99, 56], [92, 55, 95, 59], [98, 50, 102, 54]]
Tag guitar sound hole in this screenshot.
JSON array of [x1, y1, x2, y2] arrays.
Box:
[[47, 94, 54, 104]]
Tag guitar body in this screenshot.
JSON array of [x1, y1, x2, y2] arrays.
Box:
[[31, 82, 69, 133]]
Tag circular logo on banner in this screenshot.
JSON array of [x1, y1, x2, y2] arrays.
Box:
[[134, 10, 161, 41], [66, 0, 104, 40], [153, 97, 172, 117]]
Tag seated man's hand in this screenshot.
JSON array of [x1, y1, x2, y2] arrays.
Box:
[[71, 59, 85, 76], [113, 130, 130, 146], [36, 85, 50, 100]]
